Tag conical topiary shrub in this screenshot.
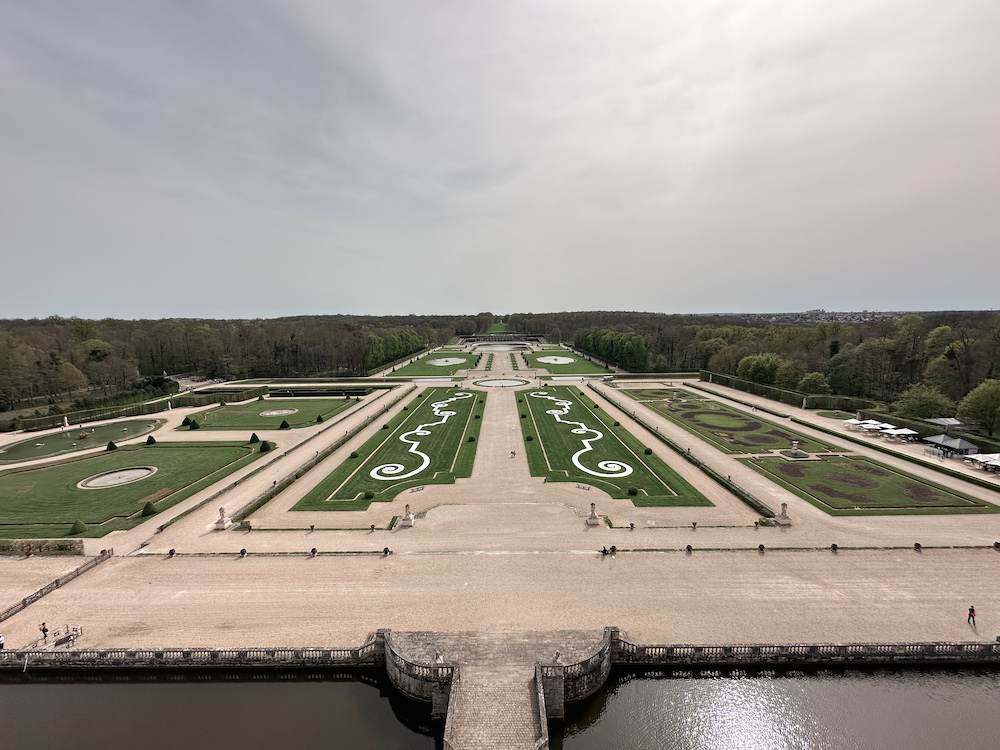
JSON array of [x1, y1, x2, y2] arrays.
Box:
[[279, 420, 290, 429], [146, 435, 156, 445], [181, 416, 191, 426], [189, 419, 200, 430], [70, 519, 88, 534], [141, 501, 157, 517], [316, 415, 324, 423], [249, 432, 260, 444], [106, 441, 117, 451], [260, 441, 271, 452]]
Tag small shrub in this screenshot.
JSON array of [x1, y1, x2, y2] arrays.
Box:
[[141, 501, 157, 517], [521, 413, 527, 418], [403, 406, 408, 410], [614, 421, 620, 426], [593, 404, 599, 409], [70, 519, 88, 534], [468, 436, 476, 442], [474, 414, 481, 419], [644, 448, 653, 455], [249, 432, 260, 444], [383, 424, 389, 430], [259, 441, 271, 452], [364, 490, 375, 500], [259, 395, 265, 401], [350, 451, 359, 458], [316, 415, 324, 423], [627, 487, 638, 496], [106, 441, 117, 451], [279, 420, 290, 429], [181, 416, 191, 426], [146, 435, 156, 445], [526, 435, 534, 441], [189, 420, 200, 430]]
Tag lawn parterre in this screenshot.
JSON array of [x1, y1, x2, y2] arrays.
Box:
[[522, 349, 611, 375], [182, 398, 356, 430], [619, 387, 708, 402], [389, 353, 477, 377], [518, 386, 710, 506], [0, 420, 162, 464], [626, 391, 835, 454], [294, 387, 485, 510], [0, 442, 268, 538], [743, 455, 999, 515]]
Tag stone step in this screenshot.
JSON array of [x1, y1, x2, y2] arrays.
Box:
[[446, 674, 543, 750]]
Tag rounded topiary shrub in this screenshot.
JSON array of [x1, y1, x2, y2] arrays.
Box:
[[146, 435, 156, 445], [70, 519, 88, 534], [141, 501, 157, 517], [593, 404, 599, 409], [279, 420, 290, 429], [189, 420, 200, 430], [259, 441, 271, 452], [316, 415, 324, 423], [474, 414, 481, 419], [468, 436, 476, 442], [627, 487, 638, 496], [383, 424, 389, 430], [614, 421, 620, 426], [350, 451, 359, 459], [403, 406, 408, 410], [106, 441, 117, 451], [181, 416, 191, 426], [518, 399, 523, 402], [644, 448, 653, 455], [249, 432, 260, 444], [364, 490, 375, 500], [526, 435, 534, 441], [521, 413, 527, 418]]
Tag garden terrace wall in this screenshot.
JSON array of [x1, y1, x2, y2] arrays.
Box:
[[0, 549, 113, 623], [11, 386, 269, 432], [698, 371, 878, 411], [0, 539, 83, 556]]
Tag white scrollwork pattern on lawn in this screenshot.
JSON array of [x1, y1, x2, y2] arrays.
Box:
[[528, 391, 633, 478], [370, 392, 475, 480]]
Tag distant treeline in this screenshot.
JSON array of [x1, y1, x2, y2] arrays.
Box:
[[0, 313, 498, 412], [3, 311, 999, 425], [507, 310, 1000, 410]]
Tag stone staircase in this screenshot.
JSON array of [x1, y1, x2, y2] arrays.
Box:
[[444, 667, 543, 750]]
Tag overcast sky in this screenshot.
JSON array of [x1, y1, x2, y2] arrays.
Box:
[[1, 0, 997, 320]]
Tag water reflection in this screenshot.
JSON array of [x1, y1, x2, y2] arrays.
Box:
[[0, 670, 439, 750], [555, 668, 1000, 750]]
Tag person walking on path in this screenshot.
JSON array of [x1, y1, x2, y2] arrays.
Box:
[[969, 606, 976, 626], [0, 633, 5, 649]]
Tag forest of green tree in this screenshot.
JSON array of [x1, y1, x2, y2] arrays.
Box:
[[0, 313, 498, 413], [3, 311, 999, 431]]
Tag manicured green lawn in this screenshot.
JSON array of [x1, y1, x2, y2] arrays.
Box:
[[742, 455, 999, 515], [489, 322, 512, 332], [0, 420, 162, 464], [518, 385, 710, 506], [182, 398, 356, 430], [634, 396, 835, 454], [619, 387, 707, 402], [523, 350, 611, 375], [817, 411, 853, 420], [0, 442, 267, 538], [390, 353, 479, 377], [294, 387, 485, 510]]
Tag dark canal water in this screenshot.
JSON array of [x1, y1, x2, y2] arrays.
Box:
[[0, 670, 439, 750], [553, 668, 1000, 750]]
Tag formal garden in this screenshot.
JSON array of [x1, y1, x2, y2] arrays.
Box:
[[388, 353, 476, 377], [0, 419, 162, 464], [293, 387, 485, 510], [0, 441, 270, 538], [624, 389, 835, 454], [522, 349, 611, 375], [742, 455, 999, 515], [518, 386, 710, 506], [180, 398, 356, 430]]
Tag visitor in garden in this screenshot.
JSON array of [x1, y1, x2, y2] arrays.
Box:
[[969, 606, 976, 626]]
